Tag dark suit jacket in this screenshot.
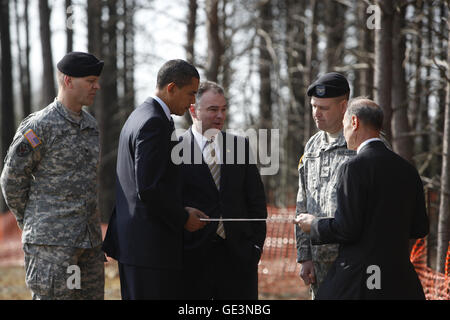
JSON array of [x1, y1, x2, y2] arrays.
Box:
[[179, 128, 267, 267], [310, 140, 429, 300], [102, 97, 188, 269]]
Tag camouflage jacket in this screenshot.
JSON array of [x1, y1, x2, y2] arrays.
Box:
[[295, 130, 356, 263], [0, 100, 102, 248]]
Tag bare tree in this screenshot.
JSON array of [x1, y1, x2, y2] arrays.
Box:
[[374, 0, 394, 142], [87, 0, 103, 117], [38, 0, 56, 105], [65, 0, 73, 53], [355, 0, 374, 97], [122, 0, 135, 123], [97, 0, 120, 222], [205, 0, 223, 82], [436, 3, 450, 274], [183, 0, 197, 127], [391, 2, 413, 164], [303, 0, 318, 143], [325, 0, 347, 71], [1, 0, 15, 212], [14, 0, 32, 118]]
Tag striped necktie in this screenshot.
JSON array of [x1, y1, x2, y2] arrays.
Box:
[[204, 138, 225, 239]]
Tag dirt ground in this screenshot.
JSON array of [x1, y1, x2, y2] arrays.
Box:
[[0, 261, 122, 300], [0, 260, 309, 300]]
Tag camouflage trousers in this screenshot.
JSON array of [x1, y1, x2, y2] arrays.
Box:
[[310, 260, 334, 299], [23, 244, 105, 300]]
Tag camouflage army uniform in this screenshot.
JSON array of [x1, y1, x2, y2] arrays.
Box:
[[0, 99, 104, 300], [295, 130, 356, 298]]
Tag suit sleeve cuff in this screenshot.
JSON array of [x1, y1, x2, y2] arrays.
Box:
[[310, 217, 323, 245]]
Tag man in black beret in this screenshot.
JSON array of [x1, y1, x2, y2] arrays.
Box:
[[1, 51, 105, 299], [294, 72, 355, 299]]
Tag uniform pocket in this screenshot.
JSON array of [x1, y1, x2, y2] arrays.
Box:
[[24, 254, 53, 298]]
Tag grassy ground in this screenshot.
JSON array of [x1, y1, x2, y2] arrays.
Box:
[[0, 261, 308, 300], [0, 261, 121, 300]]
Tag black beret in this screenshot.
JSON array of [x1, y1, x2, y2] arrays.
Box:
[[307, 72, 350, 98], [57, 52, 104, 77]]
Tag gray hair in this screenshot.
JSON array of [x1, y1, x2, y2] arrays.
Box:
[[194, 81, 225, 109], [346, 97, 384, 130]]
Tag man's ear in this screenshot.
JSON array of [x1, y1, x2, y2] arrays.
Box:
[[64, 75, 72, 88], [167, 82, 176, 94], [351, 115, 359, 130], [189, 104, 197, 119]]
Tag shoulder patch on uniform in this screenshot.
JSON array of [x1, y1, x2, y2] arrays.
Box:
[[16, 141, 32, 157], [24, 129, 42, 148], [298, 155, 304, 169]]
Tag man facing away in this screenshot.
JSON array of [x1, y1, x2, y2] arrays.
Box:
[[1, 52, 104, 299], [179, 81, 267, 299], [102, 59, 208, 300], [295, 97, 429, 299]]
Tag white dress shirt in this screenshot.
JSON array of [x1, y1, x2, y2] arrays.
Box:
[[192, 126, 222, 164], [357, 137, 383, 154]]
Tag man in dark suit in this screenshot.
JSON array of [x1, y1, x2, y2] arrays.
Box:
[[102, 59, 208, 300], [178, 81, 267, 299], [295, 97, 429, 299]]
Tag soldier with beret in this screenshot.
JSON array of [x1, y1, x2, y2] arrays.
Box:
[[1, 51, 105, 300], [294, 72, 356, 299]]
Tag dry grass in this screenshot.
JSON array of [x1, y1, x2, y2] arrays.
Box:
[[0, 260, 309, 300]]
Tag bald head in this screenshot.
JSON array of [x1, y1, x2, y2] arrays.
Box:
[[345, 97, 383, 131], [343, 97, 384, 150]]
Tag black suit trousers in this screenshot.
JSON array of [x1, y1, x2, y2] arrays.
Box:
[[181, 236, 258, 300], [118, 263, 182, 300]]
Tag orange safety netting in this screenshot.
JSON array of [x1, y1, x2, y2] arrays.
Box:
[[410, 237, 450, 300], [1, 208, 449, 299], [258, 206, 450, 299]]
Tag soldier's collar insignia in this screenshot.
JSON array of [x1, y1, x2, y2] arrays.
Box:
[[316, 85, 326, 97]]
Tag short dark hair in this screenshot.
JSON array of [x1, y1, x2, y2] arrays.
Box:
[[156, 59, 200, 89], [347, 97, 384, 130], [194, 81, 225, 109]]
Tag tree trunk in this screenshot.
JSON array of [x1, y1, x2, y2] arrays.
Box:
[[303, 0, 318, 144], [205, 0, 222, 82], [257, 0, 273, 204], [98, 0, 120, 222], [122, 0, 135, 123], [14, 0, 32, 119], [356, 0, 374, 97], [285, 0, 306, 205], [325, 0, 346, 71], [38, 0, 56, 105], [411, 0, 423, 155], [87, 0, 103, 117], [65, 0, 73, 53], [436, 8, 450, 274], [391, 3, 413, 164], [184, 0, 197, 127], [374, 0, 394, 142], [0, 0, 15, 212]]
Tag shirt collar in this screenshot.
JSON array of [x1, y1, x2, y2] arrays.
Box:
[[357, 137, 383, 154], [192, 125, 211, 151], [152, 95, 172, 122], [54, 98, 96, 129]]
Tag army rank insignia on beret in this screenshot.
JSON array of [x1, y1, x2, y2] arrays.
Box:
[[315, 85, 326, 97], [24, 129, 42, 148]]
